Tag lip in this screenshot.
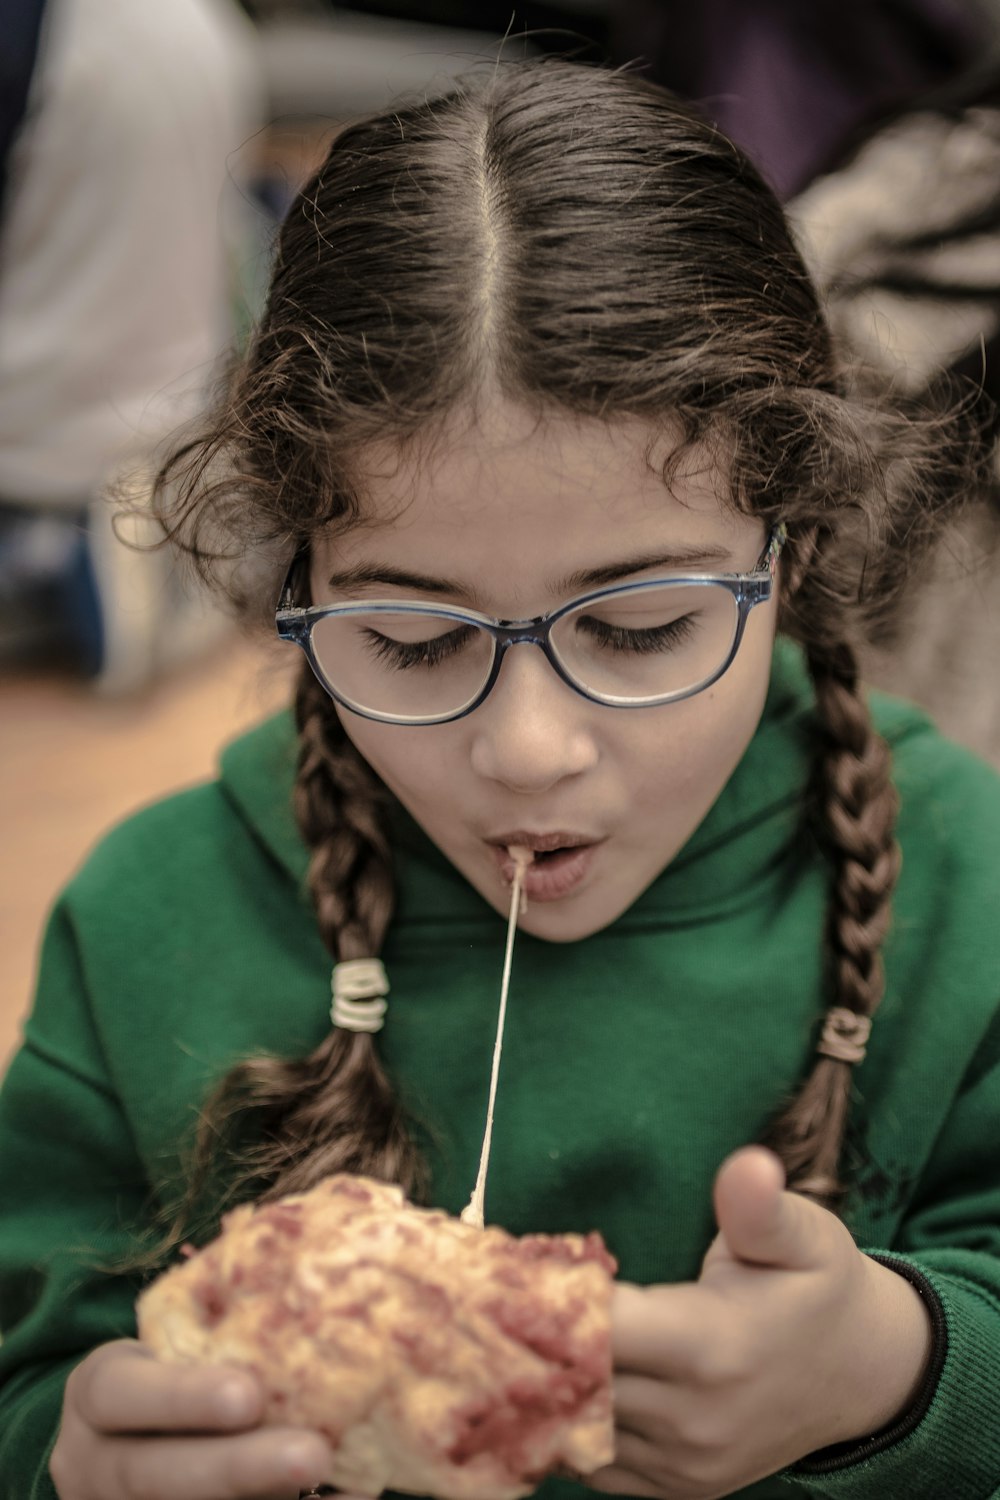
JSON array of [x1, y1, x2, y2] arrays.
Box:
[[488, 830, 596, 854], [486, 831, 603, 903]]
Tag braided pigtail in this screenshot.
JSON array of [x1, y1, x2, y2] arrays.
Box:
[[180, 662, 421, 1226], [764, 630, 901, 1211], [282, 663, 422, 1191]]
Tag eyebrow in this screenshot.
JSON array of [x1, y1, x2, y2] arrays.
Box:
[[326, 546, 735, 601], [326, 564, 470, 597], [560, 546, 734, 592]]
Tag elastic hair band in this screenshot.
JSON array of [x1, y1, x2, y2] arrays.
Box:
[[816, 1006, 872, 1065], [331, 958, 389, 1034]]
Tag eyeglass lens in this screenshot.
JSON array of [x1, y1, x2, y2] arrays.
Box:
[[311, 608, 493, 719], [309, 582, 741, 718], [553, 584, 739, 703]]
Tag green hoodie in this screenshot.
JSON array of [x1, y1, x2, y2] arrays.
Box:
[[2, 640, 1000, 1499]]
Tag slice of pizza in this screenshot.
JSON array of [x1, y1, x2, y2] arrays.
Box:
[[136, 1174, 616, 1500]]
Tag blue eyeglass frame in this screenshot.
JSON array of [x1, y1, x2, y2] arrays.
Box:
[[275, 524, 787, 725]]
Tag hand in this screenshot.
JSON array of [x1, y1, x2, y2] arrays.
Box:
[[591, 1147, 932, 1500], [50, 1338, 344, 1500]]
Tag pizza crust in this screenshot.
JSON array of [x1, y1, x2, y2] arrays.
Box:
[[137, 1174, 616, 1499]]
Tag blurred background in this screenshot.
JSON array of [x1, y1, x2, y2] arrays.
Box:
[[3, 0, 1000, 1067]]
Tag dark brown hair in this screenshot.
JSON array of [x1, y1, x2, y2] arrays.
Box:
[[154, 57, 980, 1229]]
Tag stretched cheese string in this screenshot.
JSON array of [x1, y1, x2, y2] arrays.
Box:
[[459, 845, 533, 1229]]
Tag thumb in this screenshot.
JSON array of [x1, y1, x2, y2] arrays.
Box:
[[710, 1146, 822, 1272]]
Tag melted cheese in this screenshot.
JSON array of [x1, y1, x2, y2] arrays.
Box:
[[460, 846, 534, 1230]]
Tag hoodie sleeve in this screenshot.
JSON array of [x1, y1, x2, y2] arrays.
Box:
[[783, 1002, 1000, 1499], [0, 902, 149, 1500]]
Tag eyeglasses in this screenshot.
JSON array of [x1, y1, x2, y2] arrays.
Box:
[[275, 525, 786, 726]]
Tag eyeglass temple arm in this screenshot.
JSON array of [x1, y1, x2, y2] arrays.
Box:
[[277, 548, 311, 613], [763, 523, 787, 577]]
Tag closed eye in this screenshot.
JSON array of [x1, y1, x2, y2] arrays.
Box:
[[576, 614, 697, 655], [361, 624, 478, 670]]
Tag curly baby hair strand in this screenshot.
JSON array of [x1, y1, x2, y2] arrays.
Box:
[[146, 57, 983, 1223]]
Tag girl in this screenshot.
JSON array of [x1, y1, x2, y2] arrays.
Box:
[[1, 57, 999, 1500]]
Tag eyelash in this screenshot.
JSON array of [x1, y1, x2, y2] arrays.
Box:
[[361, 614, 698, 670], [576, 615, 697, 653], [362, 626, 476, 669]]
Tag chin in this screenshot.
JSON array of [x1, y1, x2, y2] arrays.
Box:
[[468, 854, 649, 944], [517, 893, 634, 945]]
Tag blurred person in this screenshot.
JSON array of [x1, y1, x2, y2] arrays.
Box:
[[788, 59, 1000, 765], [782, 36, 1000, 742], [608, 0, 1000, 469], [789, 60, 1000, 458], [613, 0, 1000, 766], [0, 0, 263, 690]]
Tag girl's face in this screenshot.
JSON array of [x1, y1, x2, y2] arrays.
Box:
[[310, 403, 779, 942]]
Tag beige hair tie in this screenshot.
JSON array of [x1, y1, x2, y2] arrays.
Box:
[[331, 958, 389, 1033], [817, 1006, 872, 1065]]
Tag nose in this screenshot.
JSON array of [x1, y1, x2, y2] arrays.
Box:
[[468, 644, 599, 794]]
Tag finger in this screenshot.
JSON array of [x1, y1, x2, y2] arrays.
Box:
[[712, 1146, 825, 1272], [611, 1281, 711, 1378], [70, 1340, 264, 1434], [586, 1462, 664, 1498], [84, 1426, 334, 1500], [612, 1427, 665, 1474], [613, 1371, 675, 1441]]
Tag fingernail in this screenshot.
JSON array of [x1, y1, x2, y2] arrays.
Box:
[[282, 1438, 331, 1485], [215, 1376, 257, 1425]]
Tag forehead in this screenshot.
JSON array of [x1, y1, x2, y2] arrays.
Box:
[[321, 403, 754, 608], [352, 403, 724, 517]]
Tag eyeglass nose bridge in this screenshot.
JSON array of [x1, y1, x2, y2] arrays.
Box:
[[473, 618, 591, 713], [484, 618, 567, 679], [491, 620, 550, 647]]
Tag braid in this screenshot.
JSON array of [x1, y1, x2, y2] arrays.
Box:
[[180, 663, 422, 1227], [764, 634, 901, 1211], [294, 661, 395, 966]]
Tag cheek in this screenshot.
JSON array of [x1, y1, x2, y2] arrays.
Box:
[[335, 712, 455, 806], [624, 700, 736, 814], [628, 620, 775, 808]]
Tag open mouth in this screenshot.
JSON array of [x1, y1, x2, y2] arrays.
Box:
[[487, 834, 601, 902], [529, 846, 573, 864]]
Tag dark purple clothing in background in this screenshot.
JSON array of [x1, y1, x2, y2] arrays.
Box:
[[611, 0, 988, 196]]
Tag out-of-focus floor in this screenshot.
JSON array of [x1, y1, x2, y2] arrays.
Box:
[[0, 635, 294, 1069]]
